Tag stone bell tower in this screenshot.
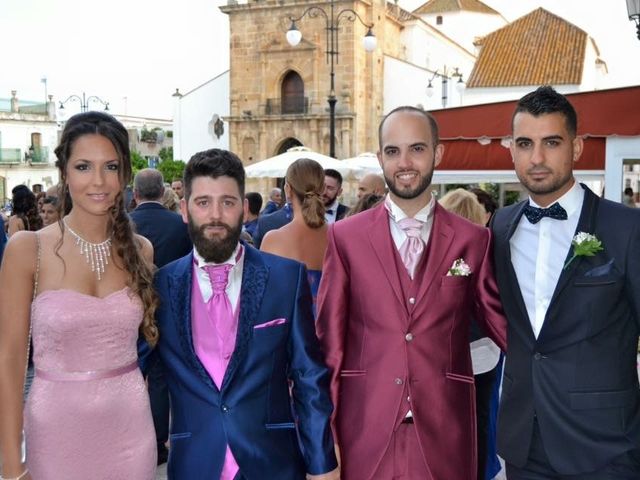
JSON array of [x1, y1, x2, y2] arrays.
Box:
[[220, 0, 389, 163]]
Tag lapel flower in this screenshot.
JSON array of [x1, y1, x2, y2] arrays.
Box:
[[447, 258, 472, 276], [564, 232, 603, 269]]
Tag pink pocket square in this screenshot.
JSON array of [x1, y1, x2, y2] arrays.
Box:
[[253, 318, 287, 329]]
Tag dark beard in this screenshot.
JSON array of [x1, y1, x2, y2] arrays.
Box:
[[188, 216, 243, 264], [384, 170, 433, 200], [323, 195, 336, 208]]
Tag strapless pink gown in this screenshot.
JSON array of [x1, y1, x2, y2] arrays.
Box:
[[24, 288, 156, 479]]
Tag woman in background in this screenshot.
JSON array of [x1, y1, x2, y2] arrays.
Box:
[[162, 185, 181, 213], [8, 185, 42, 236], [39, 196, 60, 227], [260, 158, 327, 315], [0, 111, 158, 480]]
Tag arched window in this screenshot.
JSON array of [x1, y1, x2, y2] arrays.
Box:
[[277, 138, 302, 154], [281, 71, 305, 114]]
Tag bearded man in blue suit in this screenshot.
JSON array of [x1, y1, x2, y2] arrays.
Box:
[[141, 148, 338, 480]]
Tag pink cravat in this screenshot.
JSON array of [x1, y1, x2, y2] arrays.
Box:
[[398, 217, 425, 278], [203, 263, 234, 388], [203, 263, 239, 480]]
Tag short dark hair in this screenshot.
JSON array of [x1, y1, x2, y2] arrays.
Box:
[[245, 192, 263, 215], [513, 86, 578, 137], [42, 196, 58, 207], [378, 106, 440, 150], [324, 168, 343, 187], [625, 187, 634, 196], [134, 168, 165, 201], [183, 149, 245, 200]]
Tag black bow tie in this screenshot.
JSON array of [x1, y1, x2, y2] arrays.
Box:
[[523, 202, 568, 224], [326, 209, 334, 215]]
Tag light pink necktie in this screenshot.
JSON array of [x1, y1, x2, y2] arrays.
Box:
[[203, 263, 240, 480], [203, 263, 234, 388], [398, 217, 425, 278]]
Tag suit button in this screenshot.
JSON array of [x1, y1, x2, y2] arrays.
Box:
[[409, 297, 416, 305], [394, 378, 403, 385], [534, 353, 542, 360], [405, 333, 414, 342], [221, 405, 229, 412]]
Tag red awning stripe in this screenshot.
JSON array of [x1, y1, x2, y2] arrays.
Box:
[[439, 137, 605, 170], [432, 86, 640, 139]]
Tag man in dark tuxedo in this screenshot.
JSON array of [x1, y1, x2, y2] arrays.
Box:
[[492, 86, 640, 478], [322, 169, 349, 223], [130, 168, 192, 464]]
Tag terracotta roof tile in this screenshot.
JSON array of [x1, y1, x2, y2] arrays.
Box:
[[467, 8, 588, 87], [413, 0, 499, 15]]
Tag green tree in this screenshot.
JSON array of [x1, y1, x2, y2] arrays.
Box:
[[157, 159, 186, 183], [159, 146, 173, 163], [131, 150, 147, 178]]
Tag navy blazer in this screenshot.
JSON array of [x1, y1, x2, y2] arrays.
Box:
[[143, 245, 337, 479], [334, 203, 349, 221], [129, 202, 192, 268], [0, 227, 6, 266], [492, 185, 640, 474], [252, 205, 292, 249]]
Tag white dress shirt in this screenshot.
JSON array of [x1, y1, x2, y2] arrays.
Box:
[[325, 199, 339, 224], [193, 244, 244, 314], [385, 194, 435, 251], [510, 181, 584, 338]]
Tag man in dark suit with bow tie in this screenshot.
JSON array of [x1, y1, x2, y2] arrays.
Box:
[[492, 86, 640, 478]]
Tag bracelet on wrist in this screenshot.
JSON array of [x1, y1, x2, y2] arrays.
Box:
[[1, 468, 29, 480]]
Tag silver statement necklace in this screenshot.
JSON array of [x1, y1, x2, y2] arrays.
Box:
[[63, 218, 112, 281]]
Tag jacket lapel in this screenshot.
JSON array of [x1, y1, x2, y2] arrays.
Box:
[[538, 185, 599, 343], [498, 201, 537, 343], [168, 254, 217, 390], [413, 204, 454, 308], [367, 204, 406, 309], [221, 244, 268, 391]]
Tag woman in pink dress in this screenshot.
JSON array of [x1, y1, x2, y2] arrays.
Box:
[[0, 112, 159, 480]]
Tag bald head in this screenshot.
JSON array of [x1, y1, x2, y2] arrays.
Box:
[[134, 168, 165, 202], [357, 173, 386, 199], [46, 184, 61, 198]]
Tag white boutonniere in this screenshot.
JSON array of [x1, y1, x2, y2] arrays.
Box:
[[447, 258, 472, 276], [564, 232, 603, 269]]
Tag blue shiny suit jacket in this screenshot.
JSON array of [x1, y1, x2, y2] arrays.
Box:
[[142, 244, 337, 479]]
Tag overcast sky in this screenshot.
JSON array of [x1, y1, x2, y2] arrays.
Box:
[[1, 0, 638, 119]]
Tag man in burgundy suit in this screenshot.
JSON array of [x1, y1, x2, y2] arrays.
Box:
[[316, 106, 507, 480]]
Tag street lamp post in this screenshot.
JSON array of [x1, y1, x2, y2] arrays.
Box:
[[286, 1, 377, 158], [59, 92, 110, 113], [426, 67, 465, 108], [627, 0, 640, 40]]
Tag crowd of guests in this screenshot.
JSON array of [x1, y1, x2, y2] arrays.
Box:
[[1, 85, 640, 480]]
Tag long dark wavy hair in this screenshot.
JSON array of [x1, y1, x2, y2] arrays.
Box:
[[11, 185, 42, 231], [54, 111, 158, 345]]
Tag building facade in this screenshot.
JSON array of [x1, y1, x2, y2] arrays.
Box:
[[0, 91, 59, 203]]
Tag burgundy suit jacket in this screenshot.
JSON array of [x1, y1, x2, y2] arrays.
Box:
[[316, 202, 507, 480]]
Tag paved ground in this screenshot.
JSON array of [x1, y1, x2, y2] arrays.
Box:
[[156, 463, 167, 479]]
